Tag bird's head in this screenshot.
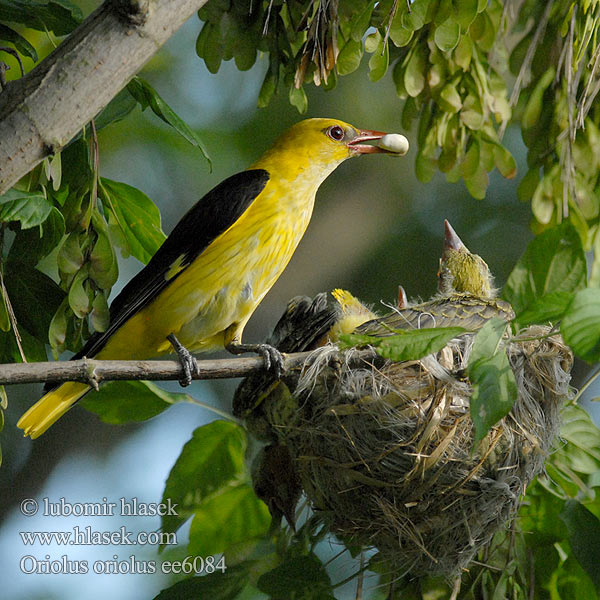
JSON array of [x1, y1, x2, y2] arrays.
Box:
[[438, 220, 496, 298], [328, 288, 378, 341], [254, 118, 408, 182]]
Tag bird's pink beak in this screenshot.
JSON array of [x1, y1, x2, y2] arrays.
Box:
[[347, 129, 389, 154]]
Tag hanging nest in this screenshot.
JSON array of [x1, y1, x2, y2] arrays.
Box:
[[242, 324, 573, 577]]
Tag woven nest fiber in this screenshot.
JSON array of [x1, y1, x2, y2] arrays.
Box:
[[263, 325, 573, 576]]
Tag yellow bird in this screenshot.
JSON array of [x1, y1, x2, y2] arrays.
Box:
[[18, 118, 405, 438]]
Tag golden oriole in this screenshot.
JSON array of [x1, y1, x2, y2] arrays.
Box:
[[18, 118, 406, 438]]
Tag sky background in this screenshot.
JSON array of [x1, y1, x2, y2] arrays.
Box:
[[2, 4, 599, 599]]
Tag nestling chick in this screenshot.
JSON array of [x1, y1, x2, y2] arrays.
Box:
[[355, 220, 514, 336]]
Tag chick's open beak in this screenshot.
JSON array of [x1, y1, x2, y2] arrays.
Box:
[[347, 130, 388, 154]]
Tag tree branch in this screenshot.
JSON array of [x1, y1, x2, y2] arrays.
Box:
[[0, 0, 209, 194], [0, 349, 379, 386]]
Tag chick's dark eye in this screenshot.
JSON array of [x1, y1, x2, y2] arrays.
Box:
[[327, 125, 345, 141]]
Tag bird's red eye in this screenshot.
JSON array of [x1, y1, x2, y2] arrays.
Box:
[[327, 125, 345, 141]]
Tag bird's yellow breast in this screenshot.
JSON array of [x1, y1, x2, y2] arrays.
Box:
[[97, 171, 322, 359]]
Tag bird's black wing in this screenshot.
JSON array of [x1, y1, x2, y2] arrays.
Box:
[[73, 169, 270, 360], [266, 293, 340, 352]]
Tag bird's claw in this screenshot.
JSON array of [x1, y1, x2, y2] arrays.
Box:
[[227, 342, 284, 379], [257, 343, 284, 379], [167, 333, 198, 387]]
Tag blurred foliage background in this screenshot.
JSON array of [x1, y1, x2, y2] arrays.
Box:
[[0, 0, 599, 598]]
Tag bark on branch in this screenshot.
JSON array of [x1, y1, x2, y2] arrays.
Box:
[[0, 0, 209, 193], [0, 349, 379, 387]]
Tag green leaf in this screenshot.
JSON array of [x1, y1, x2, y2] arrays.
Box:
[[404, 45, 426, 97], [337, 39, 363, 75], [460, 93, 484, 130], [522, 67, 555, 129], [7, 206, 65, 266], [195, 21, 211, 57], [89, 211, 118, 290], [153, 564, 249, 600], [561, 288, 600, 363], [48, 297, 70, 352], [257, 69, 277, 108], [558, 405, 600, 475], [364, 31, 380, 53], [517, 167, 540, 203], [258, 553, 334, 599], [504, 223, 586, 316], [439, 83, 462, 113], [560, 500, 600, 590], [127, 77, 211, 166], [465, 166, 488, 199], [81, 380, 194, 424], [368, 38, 389, 82], [454, 34, 473, 70], [232, 34, 257, 71], [0, 0, 83, 36], [201, 23, 223, 73], [90, 290, 109, 332], [388, 15, 413, 47], [341, 327, 466, 362], [161, 421, 247, 536], [468, 343, 518, 444], [454, 0, 478, 29], [3, 261, 65, 341], [460, 138, 480, 178], [472, 10, 495, 51], [94, 88, 138, 133], [494, 145, 517, 179], [531, 175, 555, 225], [42, 153, 61, 190], [350, 2, 375, 40], [188, 483, 270, 557], [57, 231, 84, 275], [469, 317, 508, 363], [100, 178, 166, 264], [401, 0, 431, 30], [434, 17, 461, 52], [519, 484, 569, 544], [0, 188, 52, 229], [67, 267, 91, 318], [515, 291, 574, 327], [0, 23, 37, 61], [289, 85, 308, 114]]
